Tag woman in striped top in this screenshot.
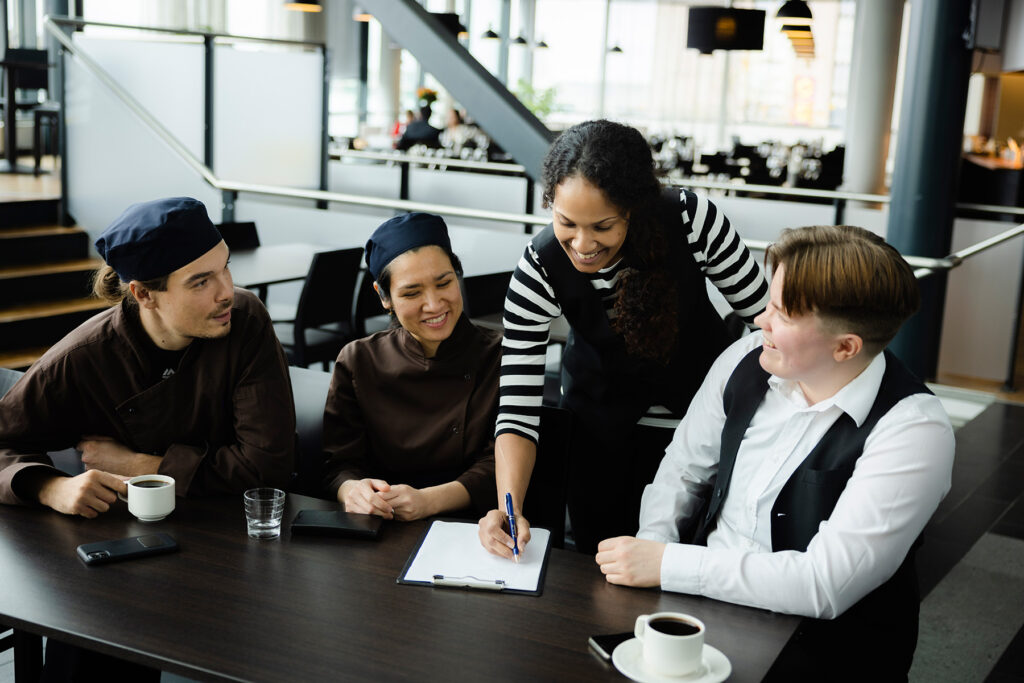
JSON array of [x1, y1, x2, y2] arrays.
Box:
[[479, 120, 770, 556]]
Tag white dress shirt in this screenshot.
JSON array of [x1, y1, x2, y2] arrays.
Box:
[[637, 332, 954, 619]]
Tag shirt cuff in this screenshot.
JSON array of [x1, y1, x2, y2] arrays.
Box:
[[659, 542, 706, 595]]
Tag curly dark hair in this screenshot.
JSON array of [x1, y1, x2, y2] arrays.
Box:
[[541, 119, 676, 362]]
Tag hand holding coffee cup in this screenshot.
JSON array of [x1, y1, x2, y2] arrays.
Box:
[[118, 475, 175, 522], [634, 612, 705, 677]]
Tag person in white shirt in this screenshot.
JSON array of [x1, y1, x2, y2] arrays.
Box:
[[595, 224, 954, 682]]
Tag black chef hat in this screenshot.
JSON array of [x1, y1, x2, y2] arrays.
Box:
[[95, 197, 222, 282], [365, 212, 452, 281]]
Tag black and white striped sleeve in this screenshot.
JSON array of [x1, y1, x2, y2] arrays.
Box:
[[495, 244, 561, 444], [680, 190, 769, 326]]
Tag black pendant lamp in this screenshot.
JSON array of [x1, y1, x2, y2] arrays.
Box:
[[775, 0, 811, 25]]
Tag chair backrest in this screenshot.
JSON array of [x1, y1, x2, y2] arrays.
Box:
[[294, 248, 365, 331], [6, 48, 48, 92], [217, 222, 261, 250], [462, 271, 513, 318], [288, 365, 333, 498], [0, 367, 25, 398], [523, 405, 572, 549], [352, 269, 388, 336]]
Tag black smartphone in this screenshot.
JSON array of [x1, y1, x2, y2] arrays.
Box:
[[290, 509, 383, 539], [588, 631, 633, 661], [76, 533, 179, 566]]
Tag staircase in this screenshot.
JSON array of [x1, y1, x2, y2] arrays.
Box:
[[0, 198, 108, 369]]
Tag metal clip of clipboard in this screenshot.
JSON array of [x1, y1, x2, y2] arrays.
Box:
[[431, 574, 506, 590]]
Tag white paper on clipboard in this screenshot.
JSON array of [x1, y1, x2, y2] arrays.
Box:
[[402, 521, 551, 593]]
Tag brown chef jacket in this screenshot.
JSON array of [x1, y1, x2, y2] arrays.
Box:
[[323, 314, 500, 514], [0, 287, 295, 504]]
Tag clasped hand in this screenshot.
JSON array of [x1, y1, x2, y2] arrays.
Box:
[[338, 478, 433, 521]]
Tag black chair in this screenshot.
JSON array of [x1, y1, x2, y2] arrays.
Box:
[[0, 366, 22, 397], [288, 365, 333, 498], [522, 406, 573, 549], [273, 248, 364, 370], [216, 221, 261, 251], [32, 103, 59, 175], [352, 268, 390, 337]]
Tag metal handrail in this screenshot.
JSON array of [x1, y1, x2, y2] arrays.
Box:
[[45, 16, 1024, 269], [46, 17, 216, 186], [332, 148, 528, 175], [217, 180, 548, 226], [49, 16, 325, 49], [673, 176, 891, 204], [45, 15, 545, 230], [913, 223, 1024, 279]]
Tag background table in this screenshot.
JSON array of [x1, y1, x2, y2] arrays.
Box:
[[0, 494, 799, 682]]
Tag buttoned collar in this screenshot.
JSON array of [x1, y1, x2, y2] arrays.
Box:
[[767, 350, 886, 427]]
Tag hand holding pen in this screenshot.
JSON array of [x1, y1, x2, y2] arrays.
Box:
[[505, 492, 520, 563], [477, 497, 532, 560]]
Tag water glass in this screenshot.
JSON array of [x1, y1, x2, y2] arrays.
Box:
[[244, 488, 286, 539]]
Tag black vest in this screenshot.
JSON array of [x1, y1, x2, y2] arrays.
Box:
[[531, 187, 733, 433], [695, 347, 931, 680]]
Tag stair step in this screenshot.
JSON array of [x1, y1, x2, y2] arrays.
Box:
[[0, 347, 48, 370], [0, 199, 60, 229], [0, 225, 82, 239], [0, 258, 102, 308], [0, 297, 109, 324], [0, 298, 111, 352], [0, 227, 90, 267], [0, 258, 103, 279]]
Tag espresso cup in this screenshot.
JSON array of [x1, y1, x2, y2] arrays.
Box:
[[118, 475, 175, 522], [634, 612, 705, 676]]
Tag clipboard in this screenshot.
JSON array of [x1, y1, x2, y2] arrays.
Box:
[[397, 520, 552, 596]]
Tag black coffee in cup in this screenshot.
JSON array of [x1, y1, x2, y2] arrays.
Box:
[[134, 480, 171, 488], [650, 617, 701, 636]]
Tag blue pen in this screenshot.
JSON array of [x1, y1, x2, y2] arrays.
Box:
[[504, 492, 520, 563]]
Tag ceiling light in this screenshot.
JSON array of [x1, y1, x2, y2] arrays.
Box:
[[776, 0, 811, 25], [285, 0, 321, 12]]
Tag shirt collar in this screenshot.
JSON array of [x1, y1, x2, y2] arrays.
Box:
[[766, 351, 886, 427]]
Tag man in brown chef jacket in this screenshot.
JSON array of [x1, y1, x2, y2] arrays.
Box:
[[0, 197, 297, 680], [0, 196, 295, 515]]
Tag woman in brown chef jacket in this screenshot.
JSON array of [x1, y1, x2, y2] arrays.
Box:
[[322, 213, 500, 520]]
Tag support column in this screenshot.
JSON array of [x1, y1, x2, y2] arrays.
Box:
[[519, 0, 535, 87], [886, 0, 973, 379], [842, 0, 903, 197], [598, 0, 610, 118], [378, 32, 401, 130]]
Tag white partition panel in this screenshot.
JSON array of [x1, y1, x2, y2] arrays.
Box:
[[328, 160, 402, 199], [214, 46, 323, 188], [409, 168, 530, 234], [65, 54, 221, 246], [937, 218, 1024, 382], [73, 35, 206, 161]]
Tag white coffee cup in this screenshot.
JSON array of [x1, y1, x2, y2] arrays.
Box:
[[118, 475, 175, 522], [634, 612, 705, 676]]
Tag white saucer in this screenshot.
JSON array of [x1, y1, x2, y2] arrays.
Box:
[[612, 638, 731, 683], [136, 514, 168, 522]]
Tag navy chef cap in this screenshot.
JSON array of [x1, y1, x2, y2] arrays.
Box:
[[365, 212, 452, 281], [95, 197, 223, 282]]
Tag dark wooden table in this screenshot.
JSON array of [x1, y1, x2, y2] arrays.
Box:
[[229, 243, 327, 290], [0, 493, 798, 682]]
